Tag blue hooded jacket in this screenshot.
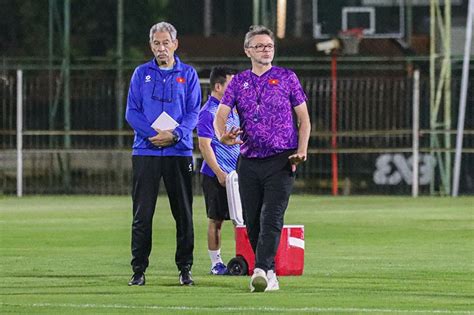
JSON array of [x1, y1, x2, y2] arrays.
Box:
[[125, 56, 201, 156]]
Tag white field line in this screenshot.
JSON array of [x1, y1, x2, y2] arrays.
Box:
[[1, 303, 472, 314]]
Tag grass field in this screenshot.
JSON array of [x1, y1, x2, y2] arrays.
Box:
[[0, 195, 473, 314]]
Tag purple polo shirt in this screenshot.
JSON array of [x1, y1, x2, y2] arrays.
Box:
[[221, 66, 307, 158]]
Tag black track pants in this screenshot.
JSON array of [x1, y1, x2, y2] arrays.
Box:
[[237, 151, 295, 272], [130, 155, 194, 273]]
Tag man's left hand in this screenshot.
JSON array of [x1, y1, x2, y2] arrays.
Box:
[[148, 129, 175, 147]]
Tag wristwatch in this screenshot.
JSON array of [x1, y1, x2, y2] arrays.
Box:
[[172, 130, 179, 143]]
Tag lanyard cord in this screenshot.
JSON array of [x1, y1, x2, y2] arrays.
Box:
[[250, 73, 265, 106], [249, 68, 274, 121], [249, 74, 265, 122]]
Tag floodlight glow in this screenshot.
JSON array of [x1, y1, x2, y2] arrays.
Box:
[[277, 0, 287, 39]]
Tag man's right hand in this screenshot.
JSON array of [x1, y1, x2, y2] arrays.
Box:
[[219, 127, 243, 146], [148, 129, 174, 147], [216, 171, 228, 187]]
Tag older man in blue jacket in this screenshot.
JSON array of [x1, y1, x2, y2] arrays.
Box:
[[125, 21, 201, 286]]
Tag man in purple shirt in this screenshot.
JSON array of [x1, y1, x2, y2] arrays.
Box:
[[214, 25, 311, 292], [197, 66, 239, 275]]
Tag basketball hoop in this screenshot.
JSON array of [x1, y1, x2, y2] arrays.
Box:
[[339, 28, 363, 55]]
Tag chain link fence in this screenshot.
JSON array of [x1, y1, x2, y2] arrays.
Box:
[[1, 68, 473, 195]]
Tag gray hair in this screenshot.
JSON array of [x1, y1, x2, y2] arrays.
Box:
[[149, 22, 177, 42], [244, 25, 275, 48]]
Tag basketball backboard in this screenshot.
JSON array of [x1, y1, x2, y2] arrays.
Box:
[[312, 0, 405, 39]]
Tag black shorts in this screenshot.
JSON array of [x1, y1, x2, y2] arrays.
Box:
[[201, 174, 230, 221]]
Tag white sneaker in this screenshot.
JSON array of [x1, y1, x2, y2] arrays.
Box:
[[265, 270, 279, 291], [249, 268, 268, 292]]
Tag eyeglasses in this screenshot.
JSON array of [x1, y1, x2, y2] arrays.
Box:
[[152, 78, 174, 103], [247, 43, 274, 52]]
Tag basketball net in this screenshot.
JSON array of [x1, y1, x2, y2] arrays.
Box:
[[339, 28, 364, 55]]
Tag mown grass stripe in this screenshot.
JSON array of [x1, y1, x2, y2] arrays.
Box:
[[1, 303, 472, 314]]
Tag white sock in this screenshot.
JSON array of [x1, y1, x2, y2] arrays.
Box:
[[208, 249, 223, 267]]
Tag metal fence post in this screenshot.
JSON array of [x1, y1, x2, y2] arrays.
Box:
[[412, 69, 420, 197], [63, 0, 71, 190], [16, 69, 23, 197], [453, 0, 473, 197], [331, 51, 338, 196]]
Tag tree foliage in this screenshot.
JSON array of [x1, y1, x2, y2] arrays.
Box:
[[0, 0, 255, 59]]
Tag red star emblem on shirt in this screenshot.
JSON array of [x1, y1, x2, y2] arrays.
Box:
[[176, 77, 186, 83], [269, 79, 279, 85]]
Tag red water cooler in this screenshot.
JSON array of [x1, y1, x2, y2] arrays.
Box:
[[228, 225, 305, 276]]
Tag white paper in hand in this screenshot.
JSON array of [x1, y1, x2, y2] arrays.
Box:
[[151, 112, 179, 130]]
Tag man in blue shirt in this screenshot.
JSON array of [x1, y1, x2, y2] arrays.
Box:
[[197, 67, 239, 275], [125, 22, 201, 286]]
